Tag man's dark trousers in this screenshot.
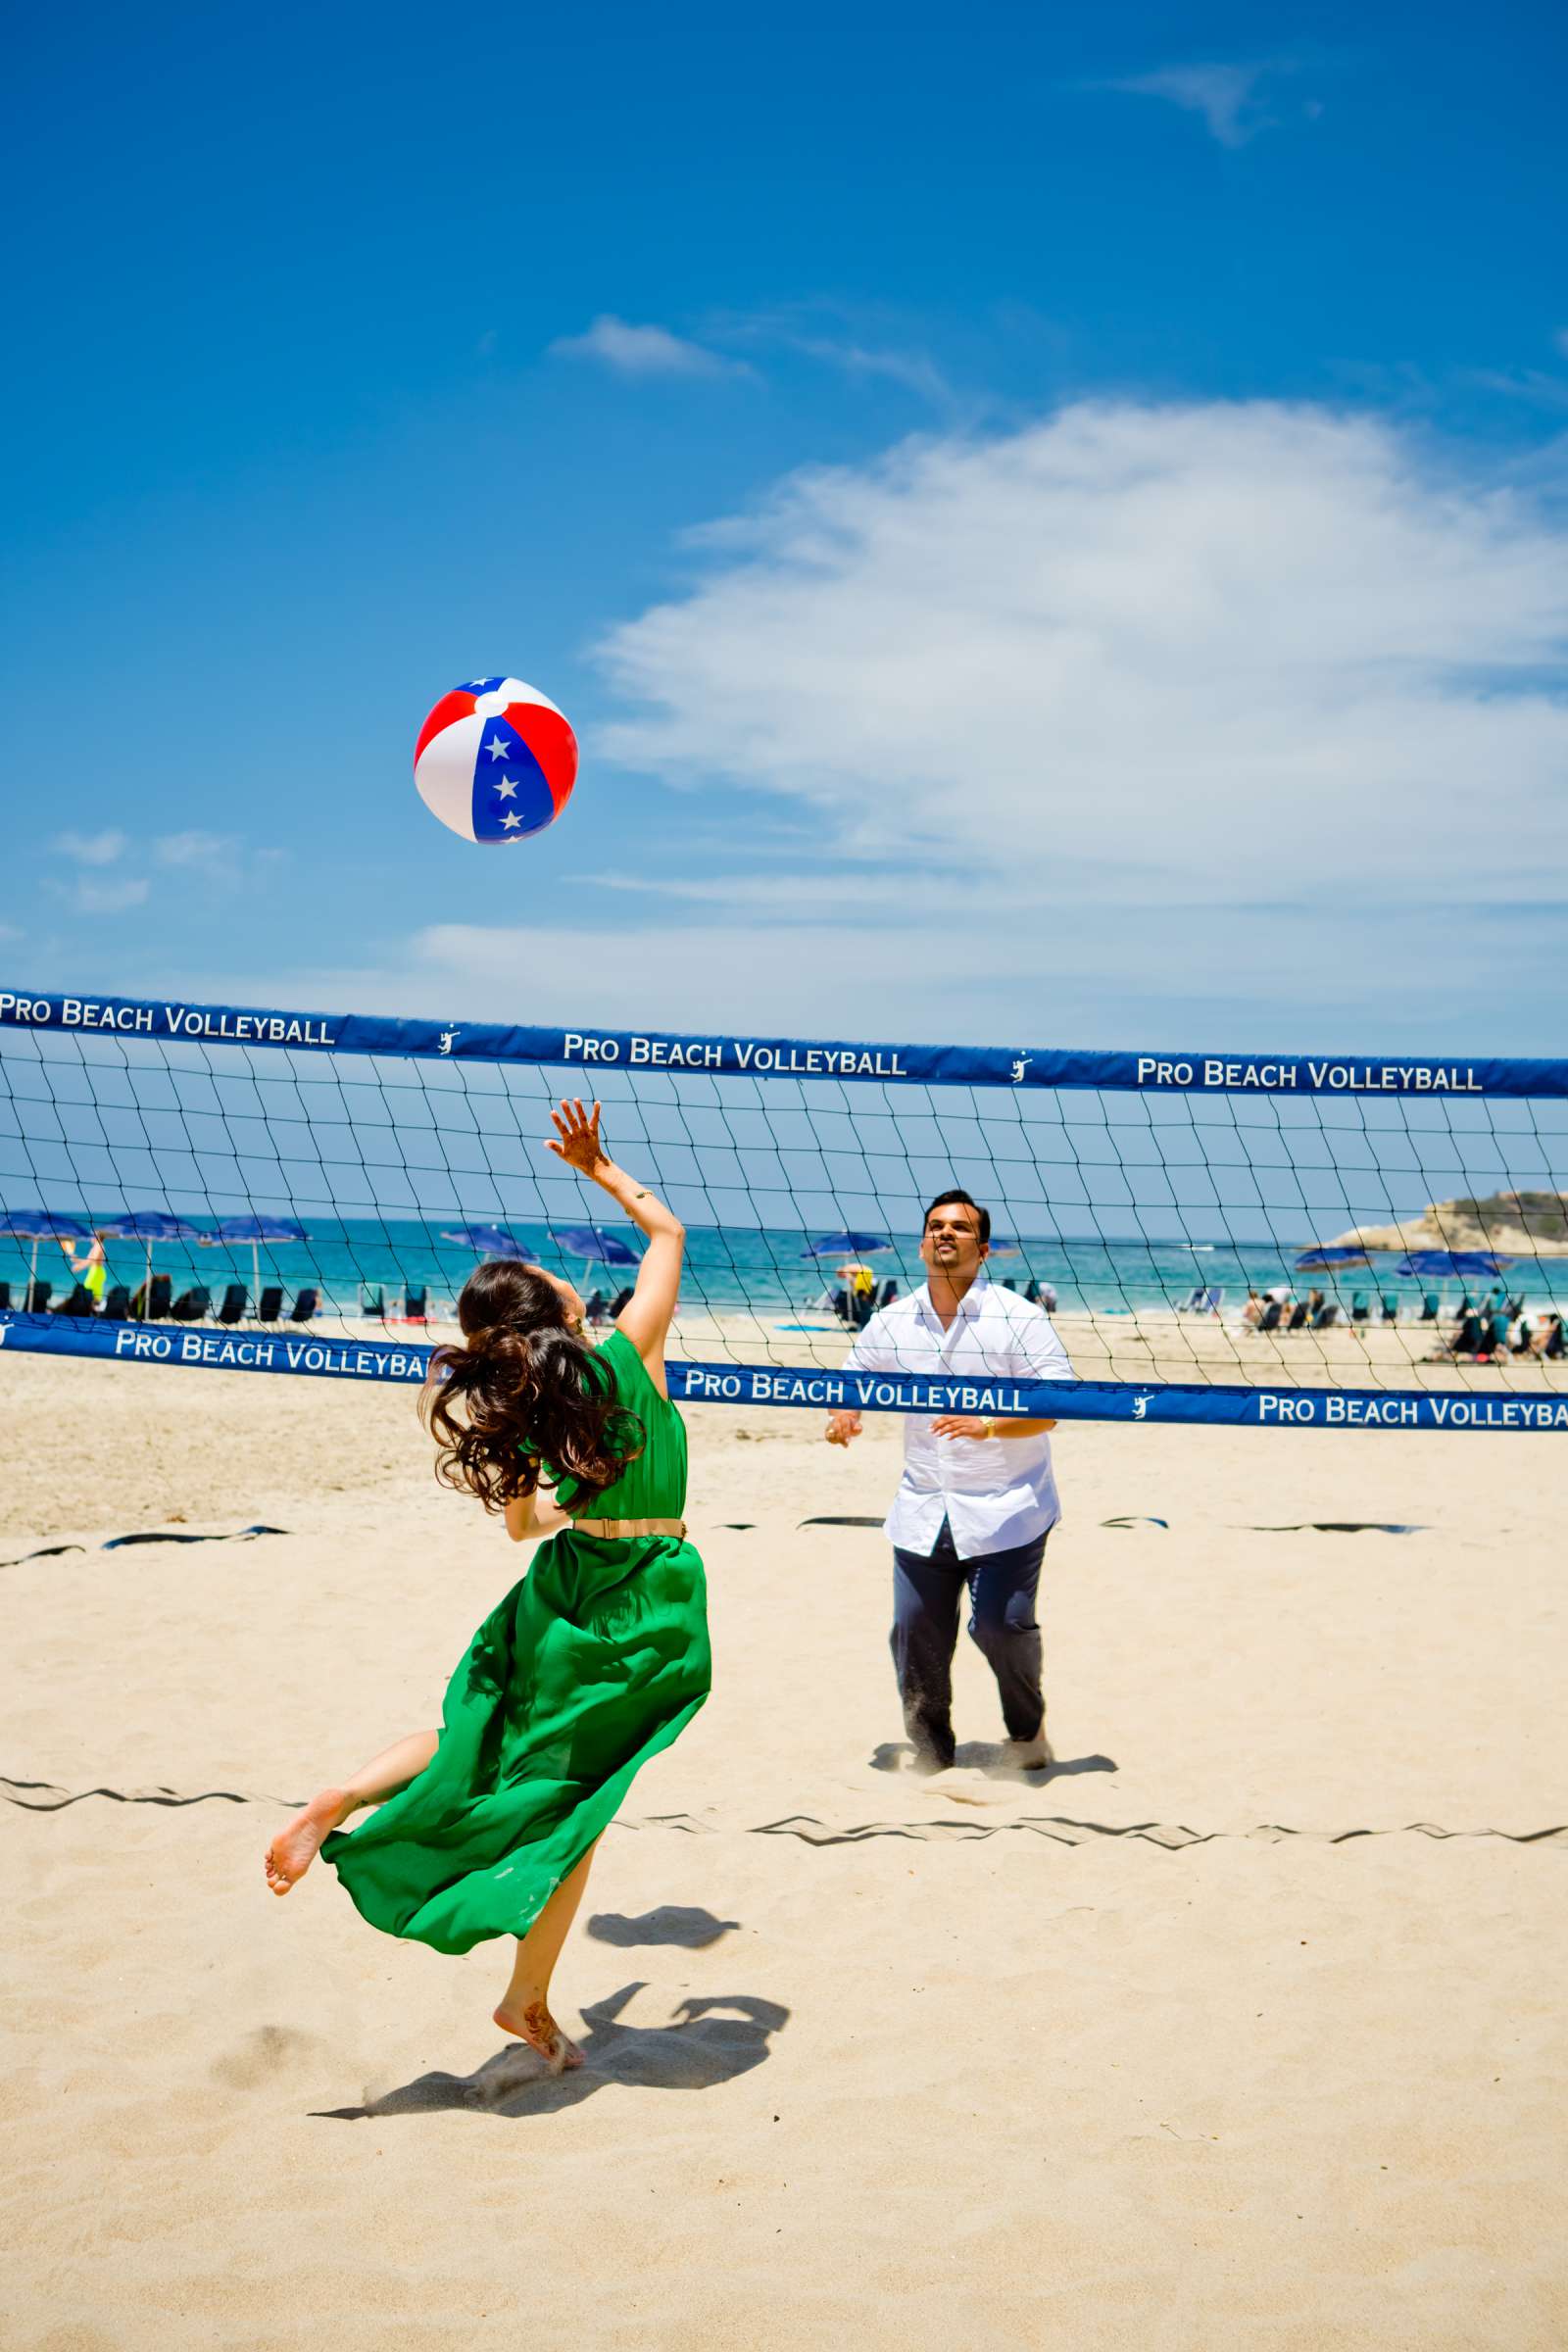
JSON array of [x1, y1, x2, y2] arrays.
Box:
[[890, 1516, 1048, 1767]]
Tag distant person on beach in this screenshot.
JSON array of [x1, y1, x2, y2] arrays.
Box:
[[822, 1189, 1074, 1773], [59, 1230, 108, 1306], [265, 1101, 710, 2075]]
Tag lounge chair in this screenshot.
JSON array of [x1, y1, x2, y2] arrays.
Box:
[[216, 1284, 248, 1325], [401, 1286, 426, 1323], [610, 1286, 635, 1319], [256, 1285, 284, 1323], [100, 1286, 130, 1321], [288, 1287, 319, 1323], [1380, 1295, 1398, 1323], [876, 1279, 899, 1308], [1420, 1293, 1441, 1321], [360, 1284, 386, 1319], [1349, 1292, 1369, 1322], [132, 1275, 173, 1319], [24, 1280, 53, 1313], [1542, 1318, 1566, 1361], [171, 1285, 211, 1323], [1257, 1300, 1284, 1334], [1178, 1285, 1206, 1312], [55, 1284, 96, 1316], [1312, 1302, 1339, 1331], [1479, 1315, 1508, 1356], [1285, 1300, 1310, 1333]]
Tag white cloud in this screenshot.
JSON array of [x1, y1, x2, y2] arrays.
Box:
[[53, 828, 129, 867], [592, 401, 1568, 949], [548, 316, 745, 379], [1100, 62, 1286, 147], [61, 876, 151, 915], [765, 330, 952, 407]]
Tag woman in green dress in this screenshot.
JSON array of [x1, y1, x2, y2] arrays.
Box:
[[264, 1099, 710, 2073]]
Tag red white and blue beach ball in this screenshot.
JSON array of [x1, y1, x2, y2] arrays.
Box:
[[414, 676, 578, 844]]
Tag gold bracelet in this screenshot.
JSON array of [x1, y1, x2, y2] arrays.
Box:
[[983, 1417, 999, 1440]]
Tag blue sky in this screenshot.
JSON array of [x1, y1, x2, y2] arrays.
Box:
[[5, 0, 1567, 1054]]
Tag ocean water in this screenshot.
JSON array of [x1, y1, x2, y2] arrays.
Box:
[[7, 1220, 1564, 1322]]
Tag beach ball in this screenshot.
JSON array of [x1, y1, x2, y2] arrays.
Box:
[[414, 676, 578, 844]]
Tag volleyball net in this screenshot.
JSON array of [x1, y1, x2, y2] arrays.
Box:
[[2, 986, 1566, 1432]]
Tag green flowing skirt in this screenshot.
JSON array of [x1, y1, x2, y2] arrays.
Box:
[[322, 1531, 710, 1957]]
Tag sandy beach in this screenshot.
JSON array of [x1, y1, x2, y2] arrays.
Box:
[[3, 1348, 1566, 2350]]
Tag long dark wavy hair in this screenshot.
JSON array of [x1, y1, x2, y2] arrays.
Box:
[[422, 1259, 644, 1513]]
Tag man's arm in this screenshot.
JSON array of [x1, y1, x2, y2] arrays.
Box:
[[823, 1309, 892, 1446]]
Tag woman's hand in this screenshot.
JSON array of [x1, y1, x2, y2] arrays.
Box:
[[546, 1098, 611, 1181]]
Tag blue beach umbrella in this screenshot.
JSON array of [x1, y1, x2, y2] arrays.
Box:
[[214, 1214, 311, 1298], [1295, 1246, 1372, 1274], [800, 1230, 890, 1259], [98, 1210, 206, 1303], [1395, 1250, 1513, 1280], [440, 1221, 529, 1259], [0, 1208, 88, 1292], [554, 1224, 640, 1270]]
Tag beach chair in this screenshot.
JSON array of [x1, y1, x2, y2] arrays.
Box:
[[55, 1283, 95, 1316], [877, 1279, 899, 1308], [359, 1283, 386, 1319], [288, 1287, 319, 1323], [1419, 1293, 1440, 1321], [402, 1286, 427, 1322], [24, 1279, 53, 1313], [1285, 1300, 1310, 1333], [100, 1285, 130, 1321], [1542, 1319, 1566, 1360], [1257, 1299, 1283, 1334], [1380, 1294, 1398, 1323], [256, 1285, 284, 1323], [1177, 1285, 1206, 1313], [1349, 1292, 1369, 1322], [171, 1285, 211, 1323], [610, 1286, 635, 1319], [1312, 1302, 1339, 1331], [216, 1284, 248, 1325], [0, 1283, 10, 1312]]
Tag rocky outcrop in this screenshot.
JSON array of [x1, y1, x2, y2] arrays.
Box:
[[1329, 1191, 1568, 1257]]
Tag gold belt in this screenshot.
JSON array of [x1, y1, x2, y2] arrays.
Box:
[[572, 1516, 687, 1541]]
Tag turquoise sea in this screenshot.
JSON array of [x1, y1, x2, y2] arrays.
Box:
[[6, 1220, 1563, 1321]]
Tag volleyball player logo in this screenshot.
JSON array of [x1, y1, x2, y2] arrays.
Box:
[[414, 677, 578, 844]]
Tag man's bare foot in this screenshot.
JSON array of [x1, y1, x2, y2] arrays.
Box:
[[264, 1788, 349, 1895], [493, 1996, 584, 2074]]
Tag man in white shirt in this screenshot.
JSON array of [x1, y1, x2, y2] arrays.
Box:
[[824, 1190, 1074, 1772]]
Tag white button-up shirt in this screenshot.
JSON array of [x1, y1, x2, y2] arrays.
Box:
[[842, 1271, 1075, 1558]]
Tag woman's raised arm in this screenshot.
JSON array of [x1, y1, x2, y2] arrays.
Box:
[[546, 1100, 684, 1387]]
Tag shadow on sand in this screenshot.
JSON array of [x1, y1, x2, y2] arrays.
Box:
[[868, 1740, 1118, 1781], [313, 1983, 788, 2121], [586, 1905, 741, 1949]]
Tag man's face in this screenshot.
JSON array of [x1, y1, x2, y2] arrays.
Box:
[[920, 1200, 989, 1283]]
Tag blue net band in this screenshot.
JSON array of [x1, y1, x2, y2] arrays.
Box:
[[2, 986, 1562, 1099], [3, 1313, 1565, 1432]]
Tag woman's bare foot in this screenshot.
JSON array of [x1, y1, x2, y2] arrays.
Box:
[[493, 1995, 584, 2074], [264, 1788, 349, 1895]]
